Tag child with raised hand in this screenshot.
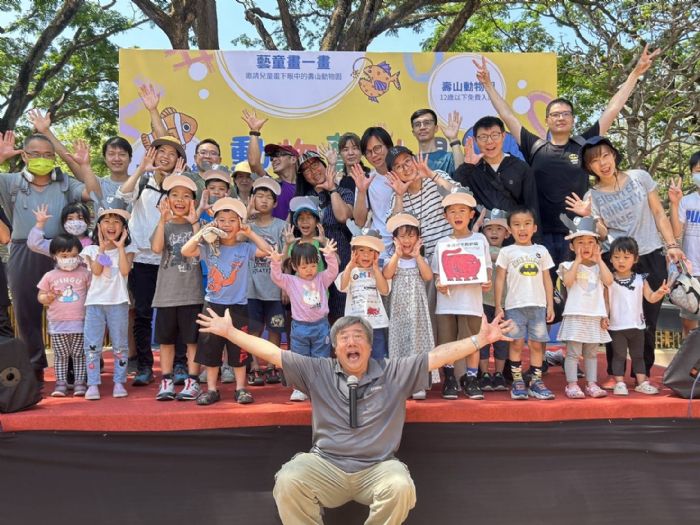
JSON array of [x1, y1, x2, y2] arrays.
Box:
[[606, 237, 670, 395], [181, 197, 271, 405], [29, 202, 93, 257], [150, 175, 204, 401], [383, 212, 435, 399], [269, 238, 339, 402], [284, 196, 326, 272], [495, 205, 555, 401], [80, 201, 137, 400], [556, 216, 613, 399], [477, 209, 511, 392], [37, 234, 91, 397], [432, 189, 492, 400], [336, 231, 390, 359]]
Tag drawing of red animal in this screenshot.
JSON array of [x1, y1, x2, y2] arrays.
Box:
[[366, 307, 380, 316], [207, 261, 242, 293], [441, 248, 481, 281]]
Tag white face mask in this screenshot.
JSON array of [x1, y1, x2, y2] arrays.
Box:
[[64, 219, 88, 236], [56, 257, 80, 271], [692, 173, 700, 188]]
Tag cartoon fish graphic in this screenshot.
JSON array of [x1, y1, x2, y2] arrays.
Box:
[[355, 61, 401, 103], [141, 107, 198, 150]]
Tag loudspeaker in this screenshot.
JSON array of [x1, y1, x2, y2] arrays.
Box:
[[663, 328, 700, 399], [0, 337, 42, 413]]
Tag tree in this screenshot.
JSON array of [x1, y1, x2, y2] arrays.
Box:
[[131, 0, 218, 49]]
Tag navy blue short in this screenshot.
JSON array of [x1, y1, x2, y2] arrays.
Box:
[[247, 299, 286, 333]]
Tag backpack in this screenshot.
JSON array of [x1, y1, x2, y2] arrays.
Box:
[[529, 134, 586, 160], [667, 260, 700, 315]]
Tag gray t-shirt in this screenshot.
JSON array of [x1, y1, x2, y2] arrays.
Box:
[[587, 169, 662, 256], [152, 221, 204, 307], [248, 217, 286, 301], [99, 177, 131, 210], [281, 351, 429, 473], [0, 172, 84, 240]]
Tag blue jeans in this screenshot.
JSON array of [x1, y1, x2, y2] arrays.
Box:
[[290, 319, 331, 358], [371, 327, 388, 360], [84, 303, 129, 386]]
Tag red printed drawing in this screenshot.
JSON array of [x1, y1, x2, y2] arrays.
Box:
[[441, 248, 481, 281]]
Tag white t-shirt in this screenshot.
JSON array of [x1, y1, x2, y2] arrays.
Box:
[[607, 273, 646, 330], [678, 192, 700, 276], [496, 243, 554, 309], [335, 267, 390, 329], [355, 170, 394, 254], [557, 261, 607, 317], [431, 233, 491, 316], [80, 244, 138, 306]]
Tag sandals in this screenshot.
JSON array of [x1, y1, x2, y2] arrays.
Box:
[[264, 365, 282, 384], [247, 369, 265, 386], [565, 383, 585, 399], [196, 390, 221, 406], [585, 383, 608, 398], [235, 388, 254, 404]]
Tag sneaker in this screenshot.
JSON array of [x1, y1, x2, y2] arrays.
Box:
[[601, 377, 617, 391], [126, 357, 139, 375], [442, 375, 459, 400], [492, 372, 508, 391], [113, 383, 128, 398], [132, 368, 153, 386], [544, 349, 565, 366], [173, 365, 189, 386], [411, 390, 427, 400], [51, 381, 68, 398], [196, 389, 220, 406], [85, 385, 100, 401], [220, 364, 235, 384], [73, 382, 87, 397], [565, 383, 585, 399], [461, 374, 484, 400], [265, 365, 282, 384], [156, 378, 175, 401], [585, 383, 607, 398], [634, 381, 659, 395], [176, 378, 201, 401], [528, 379, 555, 400], [235, 388, 254, 404], [198, 369, 208, 384], [478, 372, 494, 391], [289, 389, 308, 402], [613, 382, 629, 396], [510, 379, 528, 400]]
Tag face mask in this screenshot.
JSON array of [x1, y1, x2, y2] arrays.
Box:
[[64, 219, 88, 236], [208, 194, 221, 205], [56, 257, 80, 271], [27, 158, 55, 177], [692, 173, 700, 188]]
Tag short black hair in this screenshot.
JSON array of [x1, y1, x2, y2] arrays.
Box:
[[92, 214, 131, 246], [546, 98, 575, 116], [360, 127, 394, 155], [60, 202, 91, 226], [507, 205, 536, 226], [252, 186, 277, 203], [410, 109, 437, 126], [49, 234, 82, 256], [610, 236, 639, 258], [23, 134, 54, 150], [391, 224, 420, 238], [689, 151, 700, 172], [290, 242, 320, 269], [473, 116, 505, 135], [166, 186, 196, 199], [204, 177, 230, 190], [102, 136, 133, 159], [195, 139, 221, 155], [338, 132, 361, 151]]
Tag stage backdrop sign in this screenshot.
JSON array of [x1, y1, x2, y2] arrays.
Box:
[[119, 50, 557, 171]]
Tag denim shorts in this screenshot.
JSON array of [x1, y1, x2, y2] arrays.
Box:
[[506, 306, 550, 342]]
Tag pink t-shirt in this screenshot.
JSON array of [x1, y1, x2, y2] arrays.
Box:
[[37, 267, 91, 324]]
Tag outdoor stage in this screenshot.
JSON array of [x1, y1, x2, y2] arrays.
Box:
[[2, 353, 700, 524]]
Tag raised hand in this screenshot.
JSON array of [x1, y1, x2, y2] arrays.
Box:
[[350, 163, 374, 193], [97, 225, 107, 253], [564, 192, 592, 217], [591, 242, 603, 264], [197, 307, 234, 338], [313, 223, 327, 245], [315, 164, 338, 193], [266, 247, 285, 263], [392, 238, 404, 259], [138, 83, 160, 111], [26, 109, 52, 134], [185, 200, 198, 225], [197, 189, 212, 216], [320, 237, 337, 256], [283, 224, 297, 245], [0, 131, 22, 163], [318, 143, 338, 167], [139, 147, 157, 173], [632, 44, 661, 78], [172, 157, 186, 175], [464, 137, 484, 165], [32, 204, 53, 228], [386, 171, 410, 197], [668, 177, 684, 205], [473, 56, 492, 85], [158, 198, 173, 223], [573, 244, 584, 264], [66, 139, 90, 166], [414, 153, 434, 180], [241, 108, 268, 132], [113, 227, 128, 249], [409, 238, 423, 259], [439, 110, 463, 141], [472, 207, 487, 232]]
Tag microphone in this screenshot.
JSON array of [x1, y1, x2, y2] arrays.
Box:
[[347, 375, 358, 428]]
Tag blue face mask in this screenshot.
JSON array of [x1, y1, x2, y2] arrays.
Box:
[[693, 173, 700, 188]]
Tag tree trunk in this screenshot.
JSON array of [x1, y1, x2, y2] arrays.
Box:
[[193, 0, 219, 49], [432, 0, 480, 52]]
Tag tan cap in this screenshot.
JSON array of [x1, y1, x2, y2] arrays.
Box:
[[97, 208, 131, 221], [252, 176, 281, 196], [442, 190, 477, 209], [202, 169, 232, 186], [386, 212, 420, 233], [211, 197, 247, 220], [233, 161, 252, 175], [350, 234, 385, 254], [151, 135, 186, 160], [162, 174, 197, 193]]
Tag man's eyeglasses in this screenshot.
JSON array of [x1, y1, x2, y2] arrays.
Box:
[[197, 149, 220, 158], [25, 151, 56, 159], [365, 144, 385, 156], [475, 132, 503, 143], [547, 111, 573, 119], [412, 119, 436, 129]]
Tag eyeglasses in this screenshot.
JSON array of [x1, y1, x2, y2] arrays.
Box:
[[365, 144, 385, 156], [25, 151, 56, 159], [412, 119, 436, 129], [392, 159, 415, 172], [547, 111, 573, 119], [197, 149, 220, 158], [475, 132, 503, 143]]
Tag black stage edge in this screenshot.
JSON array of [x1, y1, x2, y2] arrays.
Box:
[[2, 419, 700, 525]]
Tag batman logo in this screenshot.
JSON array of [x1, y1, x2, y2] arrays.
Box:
[[519, 263, 539, 276]]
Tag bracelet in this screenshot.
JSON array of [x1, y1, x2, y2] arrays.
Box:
[[249, 131, 261, 137], [665, 242, 680, 250], [470, 335, 480, 349], [431, 173, 438, 182], [328, 188, 338, 195], [449, 139, 461, 148]]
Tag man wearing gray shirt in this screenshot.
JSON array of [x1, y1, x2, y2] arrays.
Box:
[[197, 309, 513, 524]]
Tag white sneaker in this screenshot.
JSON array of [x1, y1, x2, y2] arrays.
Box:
[[634, 381, 659, 395], [156, 378, 175, 401], [112, 383, 128, 398], [176, 378, 201, 401], [289, 389, 308, 402], [85, 385, 100, 401], [613, 382, 629, 396], [411, 390, 427, 400], [221, 364, 235, 384]]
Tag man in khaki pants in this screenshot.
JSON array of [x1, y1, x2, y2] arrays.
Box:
[[197, 309, 513, 524]]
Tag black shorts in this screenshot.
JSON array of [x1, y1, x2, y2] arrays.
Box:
[[247, 299, 286, 333], [154, 304, 202, 345], [195, 302, 251, 368]]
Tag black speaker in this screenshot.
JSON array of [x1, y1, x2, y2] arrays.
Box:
[[663, 328, 700, 399], [0, 337, 42, 413]]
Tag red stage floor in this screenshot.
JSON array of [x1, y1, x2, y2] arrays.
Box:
[[2, 350, 698, 432]]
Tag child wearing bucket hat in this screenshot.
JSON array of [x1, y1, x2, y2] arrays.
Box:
[[556, 214, 614, 399], [283, 196, 326, 273]]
